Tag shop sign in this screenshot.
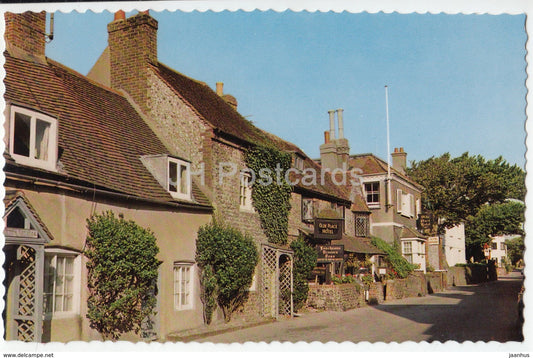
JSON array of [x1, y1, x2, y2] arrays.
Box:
[[427, 236, 439, 245], [316, 244, 344, 262], [310, 267, 327, 278], [314, 218, 343, 240]]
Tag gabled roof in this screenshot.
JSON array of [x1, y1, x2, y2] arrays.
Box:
[[4, 190, 54, 242], [4, 53, 210, 208], [348, 153, 424, 190]]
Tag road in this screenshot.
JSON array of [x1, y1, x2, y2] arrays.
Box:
[[195, 270, 524, 343]]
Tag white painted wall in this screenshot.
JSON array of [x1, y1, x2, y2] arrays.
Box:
[[443, 223, 466, 266]]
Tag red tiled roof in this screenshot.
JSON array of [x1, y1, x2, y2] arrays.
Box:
[[153, 62, 350, 203], [4, 54, 210, 207], [348, 153, 423, 190], [152, 62, 275, 146]]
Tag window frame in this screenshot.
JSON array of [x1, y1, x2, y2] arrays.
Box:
[[239, 171, 254, 212], [43, 249, 81, 319], [173, 262, 194, 311], [9, 105, 58, 172], [167, 157, 191, 201], [354, 213, 370, 237], [364, 182, 380, 208]]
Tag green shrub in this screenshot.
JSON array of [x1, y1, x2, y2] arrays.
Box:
[[370, 237, 417, 278], [85, 211, 162, 341], [290, 238, 318, 311], [196, 221, 258, 322]]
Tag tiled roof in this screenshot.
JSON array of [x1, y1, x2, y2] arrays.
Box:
[[348, 153, 423, 190], [4, 53, 210, 208], [397, 225, 427, 240], [332, 235, 384, 255], [153, 62, 350, 203], [152, 62, 275, 146]]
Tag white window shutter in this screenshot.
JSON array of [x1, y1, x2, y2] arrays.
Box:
[[416, 198, 421, 217], [409, 194, 415, 218], [396, 189, 403, 213]]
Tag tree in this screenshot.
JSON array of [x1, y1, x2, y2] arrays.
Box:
[[290, 237, 318, 311], [407, 153, 525, 234], [506, 235, 525, 266], [85, 211, 162, 341], [196, 221, 258, 323], [465, 201, 525, 261]]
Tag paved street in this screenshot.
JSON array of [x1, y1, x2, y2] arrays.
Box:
[[195, 271, 524, 343]]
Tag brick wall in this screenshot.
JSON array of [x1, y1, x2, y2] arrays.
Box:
[[108, 13, 158, 115], [5, 11, 46, 59]]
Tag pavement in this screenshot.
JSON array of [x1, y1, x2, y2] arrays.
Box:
[[176, 270, 524, 343]]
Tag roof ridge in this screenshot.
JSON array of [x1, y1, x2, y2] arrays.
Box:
[[46, 57, 125, 97]]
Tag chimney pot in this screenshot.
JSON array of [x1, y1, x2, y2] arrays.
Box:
[[328, 110, 336, 140], [114, 10, 126, 21], [216, 82, 224, 96], [324, 131, 330, 144], [400, 147, 404, 152], [337, 108, 344, 139]]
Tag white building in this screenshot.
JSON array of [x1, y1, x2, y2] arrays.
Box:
[[443, 223, 466, 266], [489, 234, 517, 267]]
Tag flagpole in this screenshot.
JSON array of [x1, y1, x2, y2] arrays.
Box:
[[385, 85, 392, 208]]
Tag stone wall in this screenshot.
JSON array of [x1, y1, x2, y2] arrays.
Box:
[[446, 264, 497, 286], [306, 283, 365, 311], [425, 271, 447, 293]]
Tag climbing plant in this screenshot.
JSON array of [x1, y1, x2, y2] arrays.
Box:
[[370, 237, 417, 279], [85, 211, 161, 341], [245, 144, 292, 245], [290, 237, 318, 311], [196, 220, 258, 323]]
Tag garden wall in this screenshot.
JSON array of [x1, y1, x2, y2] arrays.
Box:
[[306, 283, 365, 311], [446, 263, 497, 286]]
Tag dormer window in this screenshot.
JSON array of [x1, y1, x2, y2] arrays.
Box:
[[168, 157, 191, 200], [9, 105, 58, 171]]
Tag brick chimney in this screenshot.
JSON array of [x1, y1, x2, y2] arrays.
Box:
[[108, 11, 158, 112], [391, 147, 407, 175], [5, 11, 47, 63], [320, 109, 350, 171]]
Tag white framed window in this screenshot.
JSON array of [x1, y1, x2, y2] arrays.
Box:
[[173, 263, 194, 311], [9, 105, 58, 171], [43, 250, 81, 318], [239, 171, 254, 212], [396, 189, 415, 218], [364, 182, 380, 207], [301, 198, 314, 222], [168, 157, 191, 200], [403, 241, 413, 254]]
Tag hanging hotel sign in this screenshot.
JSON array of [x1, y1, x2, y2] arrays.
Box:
[[314, 218, 343, 240], [316, 244, 344, 262]]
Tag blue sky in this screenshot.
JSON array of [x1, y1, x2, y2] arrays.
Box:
[[46, 11, 527, 167]]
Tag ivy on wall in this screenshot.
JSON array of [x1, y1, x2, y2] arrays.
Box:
[[245, 145, 292, 246], [370, 237, 417, 279]]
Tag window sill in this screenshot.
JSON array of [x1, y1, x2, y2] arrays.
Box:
[[174, 307, 193, 312], [239, 207, 255, 213]]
